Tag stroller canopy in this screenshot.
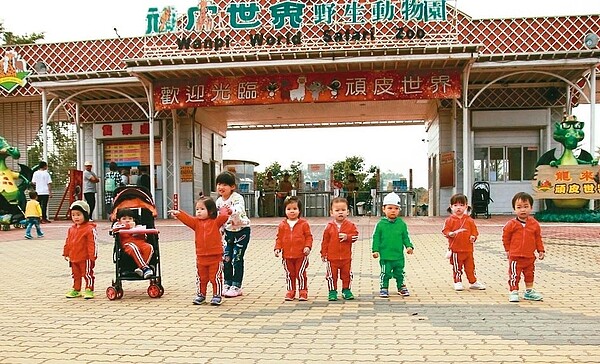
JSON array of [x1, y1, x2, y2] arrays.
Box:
[[110, 186, 157, 221]]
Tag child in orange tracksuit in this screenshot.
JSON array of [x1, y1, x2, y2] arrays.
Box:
[[320, 197, 358, 301], [442, 193, 486, 291], [274, 196, 313, 301], [112, 208, 155, 279], [169, 196, 231, 306], [503, 192, 545, 303], [63, 200, 98, 299]]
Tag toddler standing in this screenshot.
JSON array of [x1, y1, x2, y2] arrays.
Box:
[[442, 193, 486, 291], [24, 190, 44, 239], [170, 197, 231, 306], [62, 200, 98, 299], [274, 196, 313, 301], [372, 192, 414, 298], [320, 197, 358, 301], [215, 171, 251, 298], [503, 192, 545, 302]]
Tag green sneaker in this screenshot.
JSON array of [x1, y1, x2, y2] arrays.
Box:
[[83, 288, 94, 300], [328, 290, 338, 301], [65, 289, 81, 298], [342, 288, 354, 300], [508, 290, 519, 302], [523, 289, 543, 301]]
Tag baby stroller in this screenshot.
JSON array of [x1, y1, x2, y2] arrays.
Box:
[[471, 181, 493, 219], [106, 186, 164, 300]]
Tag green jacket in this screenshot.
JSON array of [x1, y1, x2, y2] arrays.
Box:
[[372, 217, 413, 261]]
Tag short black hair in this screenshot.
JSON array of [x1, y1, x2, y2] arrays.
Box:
[[28, 190, 38, 199], [198, 196, 218, 219], [284, 195, 302, 216], [216, 171, 236, 186], [330, 197, 348, 208], [116, 208, 140, 224], [38, 161, 47, 169], [512, 192, 533, 208]]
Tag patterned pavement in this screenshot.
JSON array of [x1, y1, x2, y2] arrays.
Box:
[[0, 215, 599, 363]]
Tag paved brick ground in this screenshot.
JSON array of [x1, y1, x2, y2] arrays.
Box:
[[0, 216, 599, 363]]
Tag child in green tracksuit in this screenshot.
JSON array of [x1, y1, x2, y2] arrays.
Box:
[[372, 192, 414, 298]]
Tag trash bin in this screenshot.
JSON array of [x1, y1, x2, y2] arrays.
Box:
[[356, 201, 366, 216]]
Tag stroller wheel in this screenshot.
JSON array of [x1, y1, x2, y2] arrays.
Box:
[[106, 286, 118, 300], [148, 283, 162, 298], [116, 288, 124, 299]]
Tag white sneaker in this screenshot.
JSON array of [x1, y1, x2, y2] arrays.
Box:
[[470, 281, 486, 290], [134, 268, 143, 277], [453, 282, 464, 291], [223, 284, 230, 292], [225, 286, 242, 297]]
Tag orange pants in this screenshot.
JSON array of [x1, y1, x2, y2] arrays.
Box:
[[70, 259, 95, 291], [283, 256, 309, 292], [325, 258, 352, 291], [449, 251, 477, 284], [196, 254, 223, 297], [508, 256, 536, 291], [122, 241, 153, 269]]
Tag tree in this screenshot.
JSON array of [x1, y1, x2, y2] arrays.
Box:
[[0, 22, 45, 45], [27, 121, 77, 186]]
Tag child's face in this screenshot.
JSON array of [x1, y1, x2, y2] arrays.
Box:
[[450, 202, 467, 217], [285, 202, 300, 220], [513, 198, 532, 220], [119, 215, 136, 227], [382, 204, 400, 219], [330, 201, 349, 223], [195, 201, 209, 219], [71, 210, 86, 225], [217, 183, 235, 199]]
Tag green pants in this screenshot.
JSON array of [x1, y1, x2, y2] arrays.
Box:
[[379, 259, 405, 289]]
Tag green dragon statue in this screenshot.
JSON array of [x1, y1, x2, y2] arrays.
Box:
[[0, 136, 32, 223], [536, 115, 598, 209]]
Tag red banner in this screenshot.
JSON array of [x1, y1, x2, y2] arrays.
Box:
[[154, 69, 461, 110]]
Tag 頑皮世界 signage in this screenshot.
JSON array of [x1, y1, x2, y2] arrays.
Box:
[[144, 0, 457, 54], [533, 165, 600, 199], [153, 69, 461, 110]]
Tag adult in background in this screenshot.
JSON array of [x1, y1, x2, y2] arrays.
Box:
[[277, 172, 294, 217], [31, 161, 52, 223], [137, 166, 151, 192], [83, 161, 100, 220], [105, 162, 121, 216]]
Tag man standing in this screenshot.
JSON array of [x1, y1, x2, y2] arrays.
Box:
[[83, 161, 99, 220], [31, 161, 52, 223]]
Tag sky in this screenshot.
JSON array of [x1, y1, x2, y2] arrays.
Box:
[[2, 1, 599, 188]]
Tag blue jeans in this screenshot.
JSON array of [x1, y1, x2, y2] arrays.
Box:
[[223, 227, 251, 288], [25, 217, 43, 237]]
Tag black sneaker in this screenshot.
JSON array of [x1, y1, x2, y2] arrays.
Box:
[[193, 294, 206, 305], [210, 295, 222, 306], [142, 267, 153, 279]]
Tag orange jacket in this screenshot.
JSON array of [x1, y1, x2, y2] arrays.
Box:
[[442, 214, 478, 252], [275, 218, 313, 259], [175, 210, 229, 257], [502, 217, 545, 258], [63, 222, 98, 263], [320, 219, 358, 260]]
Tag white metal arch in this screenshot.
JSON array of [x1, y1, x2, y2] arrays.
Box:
[[467, 70, 591, 108]]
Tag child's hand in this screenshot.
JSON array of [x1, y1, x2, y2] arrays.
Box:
[[538, 251, 545, 260], [506, 251, 510, 259], [274, 249, 281, 257], [321, 256, 327, 262], [338, 233, 347, 242], [445, 250, 452, 259], [219, 206, 232, 216], [64, 256, 69, 262], [470, 235, 476, 242], [168, 209, 180, 217], [303, 247, 311, 255], [406, 247, 414, 255], [372, 252, 379, 258]]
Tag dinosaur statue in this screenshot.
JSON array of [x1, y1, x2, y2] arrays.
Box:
[[0, 136, 32, 226], [536, 114, 598, 209]]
